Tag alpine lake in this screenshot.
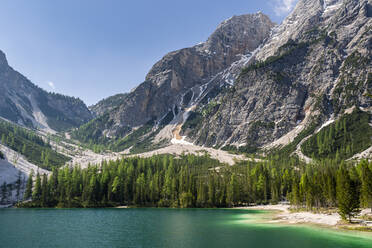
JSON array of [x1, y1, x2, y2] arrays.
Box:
[[0, 208, 371, 248]]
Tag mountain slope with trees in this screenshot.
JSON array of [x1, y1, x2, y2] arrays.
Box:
[[20, 154, 372, 223], [0, 119, 70, 170], [183, 0, 372, 150], [71, 13, 275, 148], [70, 0, 372, 163], [0, 50, 93, 132], [302, 108, 372, 160]]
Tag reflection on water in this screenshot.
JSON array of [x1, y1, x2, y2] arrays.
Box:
[[0, 208, 371, 248]]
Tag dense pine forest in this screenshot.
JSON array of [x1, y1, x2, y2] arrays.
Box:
[[19, 154, 372, 221], [302, 109, 372, 160]]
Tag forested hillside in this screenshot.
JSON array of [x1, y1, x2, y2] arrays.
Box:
[[302, 109, 372, 160], [0, 50, 92, 132], [3, 1, 371, 225], [71, 117, 167, 154], [0, 120, 70, 170], [20, 154, 372, 221]]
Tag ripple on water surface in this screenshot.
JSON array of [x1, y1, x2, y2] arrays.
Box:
[[0, 208, 371, 248]]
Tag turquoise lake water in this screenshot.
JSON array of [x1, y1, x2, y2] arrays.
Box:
[[0, 208, 371, 248]]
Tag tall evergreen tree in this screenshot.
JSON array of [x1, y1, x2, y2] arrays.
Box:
[[24, 170, 34, 200], [32, 172, 42, 202], [1, 182, 7, 203], [359, 161, 372, 211], [336, 166, 360, 222], [41, 173, 49, 207], [15, 171, 23, 202]]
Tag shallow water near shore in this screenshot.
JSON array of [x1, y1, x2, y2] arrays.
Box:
[[0, 208, 371, 248]]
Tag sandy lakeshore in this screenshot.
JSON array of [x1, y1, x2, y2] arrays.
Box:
[[237, 205, 372, 232], [236, 204, 341, 226]]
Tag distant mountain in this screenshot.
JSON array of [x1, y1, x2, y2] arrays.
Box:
[[0, 50, 93, 132], [182, 0, 372, 151], [72, 13, 275, 149], [89, 93, 128, 117], [73, 0, 372, 160]]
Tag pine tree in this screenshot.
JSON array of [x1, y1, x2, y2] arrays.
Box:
[[41, 174, 49, 207], [226, 173, 237, 207], [1, 134, 5, 144], [32, 172, 42, 202], [15, 171, 22, 201], [180, 191, 193, 208], [111, 176, 120, 195], [24, 170, 34, 200], [360, 161, 372, 211], [87, 175, 98, 205], [208, 174, 215, 206], [1, 182, 7, 203], [300, 173, 312, 209], [196, 180, 207, 207], [135, 173, 146, 204], [22, 144, 26, 154], [336, 166, 360, 222], [290, 177, 301, 208]]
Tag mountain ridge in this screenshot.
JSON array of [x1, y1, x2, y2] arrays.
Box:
[[72, 12, 275, 149], [180, 0, 372, 151], [0, 51, 93, 132], [71, 0, 372, 160], [2, 0, 369, 162]]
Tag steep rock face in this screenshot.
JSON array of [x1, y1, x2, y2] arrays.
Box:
[[75, 0, 371, 154], [88, 13, 275, 137], [182, 0, 372, 148], [255, 0, 341, 61], [0, 50, 93, 132]]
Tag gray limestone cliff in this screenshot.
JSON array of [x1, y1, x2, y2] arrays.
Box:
[[182, 0, 372, 148], [0, 50, 93, 132], [74, 0, 372, 154], [79, 13, 275, 140]]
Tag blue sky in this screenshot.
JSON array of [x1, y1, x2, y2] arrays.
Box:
[[0, 0, 297, 105]]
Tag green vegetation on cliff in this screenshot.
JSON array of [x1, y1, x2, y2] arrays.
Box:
[[71, 117, 166, 154], [0, 120, 70, 170], [301, 109, 372, 160]]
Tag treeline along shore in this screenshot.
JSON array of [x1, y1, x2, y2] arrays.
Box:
[[17, 154, 372, 223]]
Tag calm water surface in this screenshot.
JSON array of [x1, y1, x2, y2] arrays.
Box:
[[0, 208, 371, 248]]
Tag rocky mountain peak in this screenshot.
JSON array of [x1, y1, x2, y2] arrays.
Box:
[[122, 13, 274, 127], [0, 50, 8, 67], [145, 13, 275, 89], [200, 13, 275, 55], [179, 0, 371, 149], [255, 0, 347, 61], [72, 0, 371, 158], [73, 13, 275, 142]]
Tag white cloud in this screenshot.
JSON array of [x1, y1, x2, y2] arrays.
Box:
[[47, 81, 55, 90], [273, 0, 297, 16]]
